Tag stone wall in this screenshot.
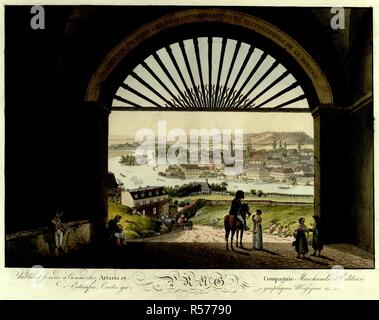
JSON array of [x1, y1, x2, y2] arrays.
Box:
[[6, 220, 93, 266], [349, 102, 374, 252], [347, 11, 373, 253]]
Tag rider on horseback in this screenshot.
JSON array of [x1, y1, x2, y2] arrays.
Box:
[[229, 190, 249, 231]]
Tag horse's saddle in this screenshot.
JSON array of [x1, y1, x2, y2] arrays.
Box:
[[229, 214, 243, 228]]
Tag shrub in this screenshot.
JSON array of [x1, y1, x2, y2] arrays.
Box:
[[124, 230, 141, 239]]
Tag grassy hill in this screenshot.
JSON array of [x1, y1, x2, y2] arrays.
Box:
[[108, 201, 161, 239], [191, 203, 314, 236], [245, 131, 313, 145]]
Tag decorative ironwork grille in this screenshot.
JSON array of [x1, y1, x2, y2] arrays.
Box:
[[112, 37, 309, 112]]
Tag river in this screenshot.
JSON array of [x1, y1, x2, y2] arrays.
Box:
[[108, 156, 314, 195]]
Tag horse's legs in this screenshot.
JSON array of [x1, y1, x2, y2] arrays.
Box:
[[225, 228, 230, 250], [231, 230, 235, 251], [240, 230, 244, 248], [235, 230, 239, 247]]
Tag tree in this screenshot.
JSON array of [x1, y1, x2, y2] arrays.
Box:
[[119, 154, 136, 165], [164, 183, 201, 197], [210, 183, 227, 192], [250, 189, 257, 196], [257, 190, 264, 197]]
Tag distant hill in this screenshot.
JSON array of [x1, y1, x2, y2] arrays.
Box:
[[245, 131, 313, 145], [109, 142, 138, 150], [109, 131, 313, 148]]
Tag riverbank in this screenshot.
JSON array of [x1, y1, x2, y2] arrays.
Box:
[[108, 158, 314, 195]]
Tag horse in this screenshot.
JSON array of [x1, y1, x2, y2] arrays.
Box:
[[224, 203, 251, 250]]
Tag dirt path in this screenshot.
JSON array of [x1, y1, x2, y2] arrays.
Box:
[[130, 225, 293, 243], [45, 226, 373, 269], [117, 225, 373, 269]]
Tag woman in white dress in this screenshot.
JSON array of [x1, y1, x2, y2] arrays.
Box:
[[252, 209, 263, 250]]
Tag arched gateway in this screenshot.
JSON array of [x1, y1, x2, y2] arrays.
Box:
[[4, 6, 373, 268], [85, 8, 343, 246], [86, 9, 333, 108]]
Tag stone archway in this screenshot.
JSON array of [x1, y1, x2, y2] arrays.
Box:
[[86, 9, 333, 107], [85, 8, 338, 244]]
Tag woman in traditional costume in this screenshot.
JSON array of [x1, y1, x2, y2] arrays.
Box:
[[293, 217, 309, 259]]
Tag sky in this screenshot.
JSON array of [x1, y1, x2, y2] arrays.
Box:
[[109, 111, 314, 138]]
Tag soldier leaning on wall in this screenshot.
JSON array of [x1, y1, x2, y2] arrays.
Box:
[[51, 211, 69, 256]]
